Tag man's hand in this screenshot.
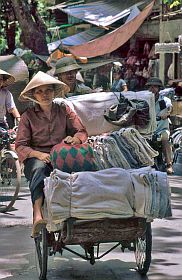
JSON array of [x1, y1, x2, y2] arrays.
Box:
[[29, 150, 50, 163], [64, 136, 81, 145], [37, 152, 50, 163]]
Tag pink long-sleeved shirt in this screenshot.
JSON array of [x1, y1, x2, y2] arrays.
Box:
[[15, 102, 88, 163]]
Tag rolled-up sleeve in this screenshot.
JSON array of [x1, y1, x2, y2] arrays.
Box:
[[6, 90, 15, 111], [65, 105, 88, 143], [164, 96, 172, 109], [15, 113, 35, 163]]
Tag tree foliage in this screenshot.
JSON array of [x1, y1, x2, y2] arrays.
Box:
[[0, 0, 54, 55], [162, 0, 182, 8]]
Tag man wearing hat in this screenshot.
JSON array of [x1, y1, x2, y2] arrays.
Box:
[[15, 71, 88, 236], [54, 57, 92, 97], [0, 69, 21, 129], [146, 77, 173, 174]]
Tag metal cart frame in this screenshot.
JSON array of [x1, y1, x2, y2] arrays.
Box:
[[34, 217, 152, 280]]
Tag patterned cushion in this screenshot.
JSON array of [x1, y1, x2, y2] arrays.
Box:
[[50, 141, 97, 173]]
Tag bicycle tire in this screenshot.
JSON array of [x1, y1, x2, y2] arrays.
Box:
[[35, 227, 48, 280], [134, 222, 152, 276], [0, 153, 21, 213]]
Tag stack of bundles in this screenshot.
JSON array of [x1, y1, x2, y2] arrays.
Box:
[[90, 127, 158, 170], [54, 90, 157, 138], [44, 167, 172, 232]]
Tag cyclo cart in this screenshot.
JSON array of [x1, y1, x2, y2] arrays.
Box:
[[35, 215, 152, 279], [34, 91, 171, 280]]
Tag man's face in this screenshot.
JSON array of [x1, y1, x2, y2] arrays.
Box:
[[148, 85, 159, 94], [58, 70, 77, 88], [33, 84, 54, 105], [113, 72, 120, 80], [148, 85, 160, 100]]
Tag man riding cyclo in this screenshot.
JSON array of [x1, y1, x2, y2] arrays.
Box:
[[146, 77, 173, 175], [15, 71, 88, 237]]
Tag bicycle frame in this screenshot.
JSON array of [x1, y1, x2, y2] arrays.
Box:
[[0, 128, 21, 213]]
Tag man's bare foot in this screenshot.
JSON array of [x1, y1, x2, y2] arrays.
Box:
[[33, 214, 43, 225], [31, 219, 47, 238], [32, 196, 43, 224]]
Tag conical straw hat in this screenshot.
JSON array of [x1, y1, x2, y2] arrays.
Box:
[[19, 71, 70, 102], [0, 68, 15, 87]]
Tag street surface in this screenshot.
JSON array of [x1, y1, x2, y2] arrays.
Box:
[[0, 176, 182, 280]]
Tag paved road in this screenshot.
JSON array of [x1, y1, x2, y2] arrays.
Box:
[[0, 176, 182, 280]]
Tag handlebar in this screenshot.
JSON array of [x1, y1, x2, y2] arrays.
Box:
[[0, 126, 18, 146], [8, 127, 18, 143]]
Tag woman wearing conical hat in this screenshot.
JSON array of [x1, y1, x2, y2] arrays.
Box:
[[15, 71, 88, 236], [0, 69, 21, 129]]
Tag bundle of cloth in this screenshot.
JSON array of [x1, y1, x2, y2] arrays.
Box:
[[44, 167, 172, 232], [90, 127, 158, 170], [54, 90, 156, 138]]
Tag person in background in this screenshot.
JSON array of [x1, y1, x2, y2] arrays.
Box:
[[111, 68, 128, 92], [15, 71, 88, 237], [124, 67, 139, 91], [0, 69, 21, 129], [54, 57, 92, 97], [93, 65, 111, 91], [146, 77, 173, 175]]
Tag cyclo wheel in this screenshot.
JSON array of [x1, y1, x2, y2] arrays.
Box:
[[0, 153, 21, 213], [134, 222, 152, 276], [35, 227, 48, 280]]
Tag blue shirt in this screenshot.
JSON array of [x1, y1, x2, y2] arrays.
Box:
[[111, 79, 126, 92]]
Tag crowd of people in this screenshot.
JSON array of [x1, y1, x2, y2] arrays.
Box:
[[82, 43, 160, 92]]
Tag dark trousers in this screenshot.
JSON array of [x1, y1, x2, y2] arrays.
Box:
[[24, 158, 53, 204]]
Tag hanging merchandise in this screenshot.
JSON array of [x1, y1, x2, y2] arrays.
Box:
[[143, 42, 150, 57]]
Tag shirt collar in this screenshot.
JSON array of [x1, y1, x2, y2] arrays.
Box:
[[34, 104, 41, 112], [34, 102, 55, 112]]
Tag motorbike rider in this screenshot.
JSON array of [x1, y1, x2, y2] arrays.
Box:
[[146, 77, 173, 175], [0, 69, 21, 129]]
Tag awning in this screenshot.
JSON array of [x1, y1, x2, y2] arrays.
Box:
[[58, 0, 144, 27], [65, 1, 154, 58], [61, 26, 105, 46], [48, 40, 62, 53], [78, 57, 118, 72], [47, 26, 105, 53]]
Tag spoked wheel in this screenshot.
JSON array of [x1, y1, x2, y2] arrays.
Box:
[[35, 227, 48, 280], [0, 153, 21, 213], [134, 222, 152, 276]]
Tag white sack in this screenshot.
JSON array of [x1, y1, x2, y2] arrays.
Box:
[[44, 168, 135, 231], [54, 90, 156, 137]]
